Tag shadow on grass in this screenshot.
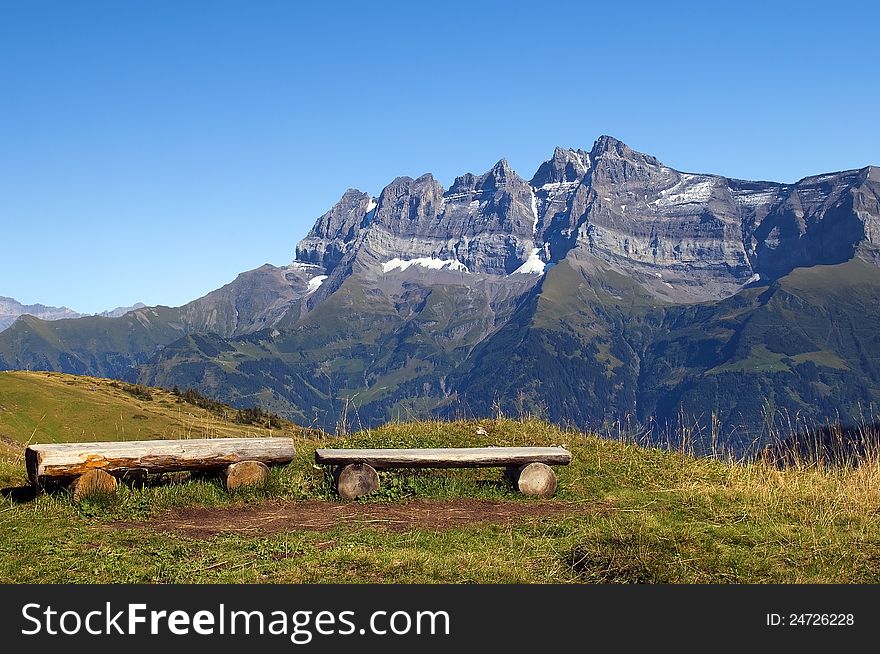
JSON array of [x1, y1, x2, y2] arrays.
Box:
[[1, 484, 38, 503], [475, 479, 514, 493], [0, 471, 225, 505]]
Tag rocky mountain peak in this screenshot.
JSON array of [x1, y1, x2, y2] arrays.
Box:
[[294, 188, 373, 269], [377, 173, 442, 201], [590, 134, 625, 157], [585, 136, 668, 192], [478, 159, 519, 191], [448, 172, 477, 195], [590, 135, 662, 168], [530, 146, 591, 186], [448, 160, 526, 194], [370, 172, 445, 237], [308, 188, 371, 235]]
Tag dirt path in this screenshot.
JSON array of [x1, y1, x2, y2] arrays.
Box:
[[113, 499, 604, 538]]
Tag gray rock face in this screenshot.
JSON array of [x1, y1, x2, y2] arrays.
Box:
[[289, 134, 878, 305], [747, 168, 880, 277], [295, 188, 374, 271], [297, 161, 542, 280], [171, 262, 327, 338], [531, 147, 590, 244], [557, 136, 755, 301]]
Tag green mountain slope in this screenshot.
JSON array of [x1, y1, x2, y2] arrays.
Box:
[[447, 258, 659, 426], [0, 308, 186, 379], [637, 259, 880, 452], [137, 273, 526, 428]]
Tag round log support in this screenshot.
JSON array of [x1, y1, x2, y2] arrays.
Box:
[[510, 462, 557, 497], [223, 460, 270, 491], [68, 469, 118, 502], [335, 463, 380, 500]]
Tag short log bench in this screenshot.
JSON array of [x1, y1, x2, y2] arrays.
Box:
[[314, 446, 573, 499], [26, 437, 297, 500]]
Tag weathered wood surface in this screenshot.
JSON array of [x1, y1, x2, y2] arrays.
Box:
[[26, 437, 296, 483], [223, 460, 270, 491], [314, 446, 572, 469], [69, 469, 118, 501], [512, 462, 557, 497], [335, 463, 380, 500]]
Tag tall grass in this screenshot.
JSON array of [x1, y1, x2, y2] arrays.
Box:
[[4, 413, 880, 583]]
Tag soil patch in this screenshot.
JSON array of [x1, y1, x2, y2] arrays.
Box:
[[0, 433, 24, 452], [112, 499, 603, 538]]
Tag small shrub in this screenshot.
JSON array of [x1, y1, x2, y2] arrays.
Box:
[[114, 382, 154, 402]]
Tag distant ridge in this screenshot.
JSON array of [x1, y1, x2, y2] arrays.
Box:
[[0, 296, 83, 332], [0, 298, 147, 332]]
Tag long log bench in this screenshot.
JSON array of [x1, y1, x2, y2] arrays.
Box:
[[26, 437, 297, 499], [314, 446, 573, 499]]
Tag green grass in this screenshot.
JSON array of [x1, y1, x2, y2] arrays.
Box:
[[707, 344, 791, 374], [0, 371, 316, 445], [790, 350, 851, 370], [3, 375, 880, 583]]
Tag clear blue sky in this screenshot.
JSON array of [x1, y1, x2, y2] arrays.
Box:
[[1, 0, 877, 314]]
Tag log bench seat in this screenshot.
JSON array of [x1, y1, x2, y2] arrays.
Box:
[[26, 437, 297, 500], [314, 446, 573, 499]]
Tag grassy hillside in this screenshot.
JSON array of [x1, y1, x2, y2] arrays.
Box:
[[0, 370, 315, 448], [1, 372, 879, 584]]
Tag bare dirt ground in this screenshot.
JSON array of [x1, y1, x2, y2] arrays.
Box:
[[112, 499, 605, 538]]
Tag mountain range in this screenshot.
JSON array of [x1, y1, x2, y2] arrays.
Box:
[[0, 298, 146, 332], [2, 136, 878, 453]]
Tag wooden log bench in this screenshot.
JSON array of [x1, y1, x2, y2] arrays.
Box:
[[26, 437, 296, 500], [314, 446, 573, 499]]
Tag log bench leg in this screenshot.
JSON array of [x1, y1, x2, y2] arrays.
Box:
[[223, 460, 270, 491], [507, 462, 557, 497], [335, 463, 379, 500], [68, 469, 118, 502]]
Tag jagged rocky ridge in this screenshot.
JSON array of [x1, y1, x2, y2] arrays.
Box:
[[295, 135, 879, 303], [1, 136, 878, 453]]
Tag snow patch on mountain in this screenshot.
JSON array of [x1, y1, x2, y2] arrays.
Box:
[[288, 261, 323, 271], [382, 258, 470, 274], [651, 175, 717, 208], [306, 275, 328, 294], [530, 192, 539, 235], [732, 188, 781, 208], [511, 249, 545, 275]]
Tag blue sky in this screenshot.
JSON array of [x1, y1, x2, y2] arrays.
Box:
[[1, 0, 877, 313]]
